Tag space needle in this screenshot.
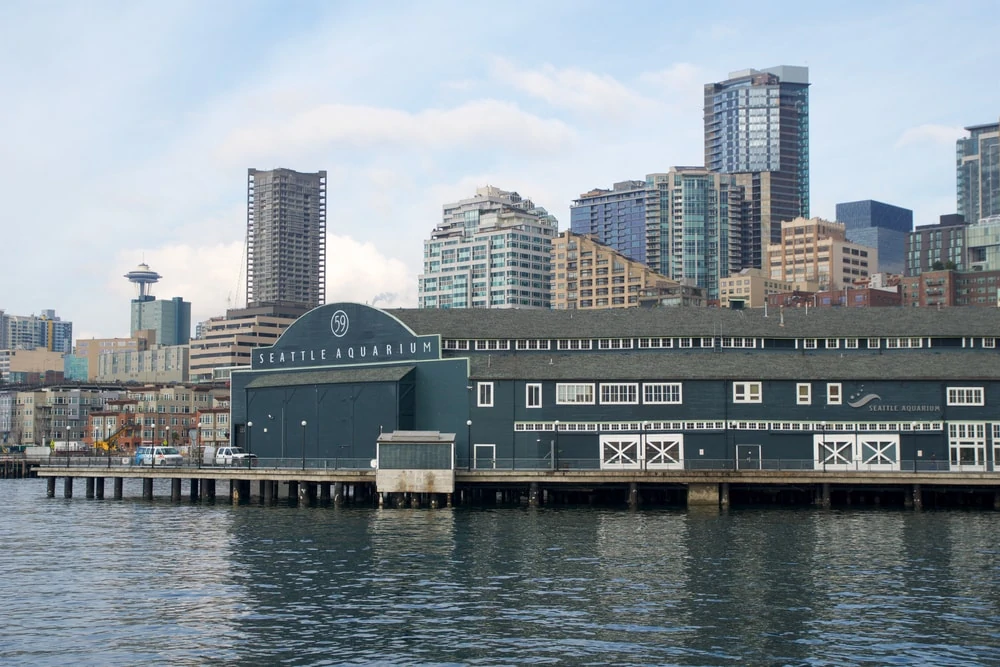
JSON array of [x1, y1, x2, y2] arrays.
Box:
[[124, 262, 161, 302]]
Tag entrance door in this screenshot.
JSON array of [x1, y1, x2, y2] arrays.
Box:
[[599, 435, 641, 470], [644, 434, 684, 470], [949, 423, 986, 471], [736, 444, 761, 470], [814, 434, 856, 471], [858, 434, 900, 471], [473, 444, 496, 470]]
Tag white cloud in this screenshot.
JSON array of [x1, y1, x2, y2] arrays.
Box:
[[214, 99, 577, 165], [325, 235, 416, 308], [490, 57, 656, 118], [895, 124, 966, 148]]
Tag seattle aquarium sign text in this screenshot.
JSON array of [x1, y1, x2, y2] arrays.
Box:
[[250, 304, 441, 371]]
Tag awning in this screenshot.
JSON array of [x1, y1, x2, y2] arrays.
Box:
[[246, 365, 415, 389]]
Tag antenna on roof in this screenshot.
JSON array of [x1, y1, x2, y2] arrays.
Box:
[[779, 306, 785, 327], [764, 300, 768, 318]]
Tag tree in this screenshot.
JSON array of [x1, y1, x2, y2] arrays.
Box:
[[932, 261, 945, 271]]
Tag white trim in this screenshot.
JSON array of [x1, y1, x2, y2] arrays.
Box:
[[477, 381, 494, 407], [947, 387, 984, 406], [733, 382, 762, 404], [556, 383, 595, 405], [796, 383, 811, 405], [599, 383, 639, 404], [825, 338, 839, 349], [803, 338, 818, 350], [473, 443, 496, 470], [642, 382, 682, 405], [827, 383, 842, 405], [526, 383, 542, 408]]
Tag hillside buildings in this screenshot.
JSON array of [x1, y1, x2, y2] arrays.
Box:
[[704, 66, 810, 252], [570, 181, 648, 266], [767, 217, 877, 291], [418, 186, 558, 309], [551, 230, 705, 310], [0, 309, 72, 353], [957, 119, 999, 224], [905, 214, 968, 276], [836, 200, 913, 275], [247, 168, 327, 309], [719, 269, 796, 309]]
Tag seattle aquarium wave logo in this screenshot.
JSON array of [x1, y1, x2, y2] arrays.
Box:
[[847, 385, 881, 408]]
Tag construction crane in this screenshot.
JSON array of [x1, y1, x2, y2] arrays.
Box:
[[95, 423, 136, 453]]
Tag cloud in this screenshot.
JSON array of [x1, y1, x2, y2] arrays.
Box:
[[326, 235, 416, 308], [214, 99, 577, 164], [490, 57, 656, 118], [895, 124, 966, 148], [639, 63, 705, 95]]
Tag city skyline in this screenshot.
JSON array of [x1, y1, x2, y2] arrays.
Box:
[[1, 1, 997, 339]]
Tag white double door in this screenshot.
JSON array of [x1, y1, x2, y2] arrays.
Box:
[[813, 433, 900, 471], [600, 433, 684, 470]]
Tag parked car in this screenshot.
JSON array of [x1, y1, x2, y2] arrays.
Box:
[[134, 446, 184, 466], [202, 446, 258, 467]]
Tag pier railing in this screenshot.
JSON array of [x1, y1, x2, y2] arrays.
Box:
[[34, 455, 992, 474]]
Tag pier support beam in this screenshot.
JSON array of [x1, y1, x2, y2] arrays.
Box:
[[142, 478, 153, 500], [114, 477, 123, 499], [628, 482, 639, 510], [263, 480, 273, 503], [430, 494, 440, 508], [333, 482, 344, 506], [821, 483, 831, 509], [190, 479, 200, 502], [231, 480, 241, 504], [205, 479, 216, 501], [912, 484, 923, 511], [687, 483, 719, 507], [46, 477, 56, 498], [720, 482, 730, 509], [63, 477, 73, 498], [529, 482, 540, 507], [96, 478, 105, 499], [85, 477, 95, 499], [994, 491, 1000, 511], [171, 478, 182, 502], [320, 482, 331, 504]]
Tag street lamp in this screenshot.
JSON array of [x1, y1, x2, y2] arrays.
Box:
[[300, 420, 307, 470], [553, 420, 560, 471], [247, 421, 253, 456], [466, 420, 472, 470]]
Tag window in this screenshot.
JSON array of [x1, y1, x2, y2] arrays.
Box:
[[803, 339, 818, 349], [797, 383, 811, 405], [526, 383, 542, 408], [844, 338, 859, 349], [733, 382, 762, 403], [678, 338, 693, 349], [827, 383, 842, 405], [867, 338, 880, 349], [597, 338, 633, 350], [983, 337, 996, 349], [556, 383, 595, 405], [516, 340, 551, 350], [643, 383, 682, 404], [947, 387, 984, 406], [477, 382, 494, 407], [475, 340, 510, 351], [825, 339, 839, 349], [600, 383, 639, 404]]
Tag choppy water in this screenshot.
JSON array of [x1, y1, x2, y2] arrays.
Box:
[[1, 479, 999, 666]]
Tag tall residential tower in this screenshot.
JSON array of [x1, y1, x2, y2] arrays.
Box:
[[957, 120, 999, 224], [704, 66, 810, 259], [247, 168, 327, 309]]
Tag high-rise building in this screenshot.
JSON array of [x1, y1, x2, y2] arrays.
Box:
[[767, 217, 877, 291], [704, 66, 810, 251], [835, 200, 913, 275], [130, 297, 191, 346], [550, 230, 704, 310], [649, 167, 747, 301], [570, 180, 648, 265], [247, 168, 327, 309], [0, 310, 72, 353], [957, 120, 999, 224], [418, 186, 558, 309], [905, 214, 968, 276]]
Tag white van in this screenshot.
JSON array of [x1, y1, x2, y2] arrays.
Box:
[[202, 446, 257, 466]]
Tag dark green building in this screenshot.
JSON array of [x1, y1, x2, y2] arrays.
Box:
[[231, 303, 1000, 473]]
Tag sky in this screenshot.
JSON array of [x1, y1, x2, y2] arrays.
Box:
[[1, 0, 997, 341]]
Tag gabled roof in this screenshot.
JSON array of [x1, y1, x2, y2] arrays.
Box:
[[389, 307, 1000, 339], [246, 365, 414, 389]]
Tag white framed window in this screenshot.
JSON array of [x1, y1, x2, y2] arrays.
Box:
[[868, 338, 880, 349], [797, 383, 812, 405], [600, 383, 639, 404], [844, 338, 859, 349], [556, 383, 595, 405], [825, 339, 839, 349], [597, 338, 633, 350], [947, 387, 984, 406], [643, 382, 682, 404], [700, 337, 715, 348], [515, 340, 551, 350], [983, 337, 996, 349], [556, 339, 592, 350], [827, 383, 842, 405], [638, 337, 673, 349], [526, 383, 542, 408], [886, 338, 900, 349], [803, 339, 818, 350], [733, 382, 762, 403], [443, 339, 470, 350], [477, 382, 494, 407], [678, 337, 693, 349], [475, 340, 510, 351]]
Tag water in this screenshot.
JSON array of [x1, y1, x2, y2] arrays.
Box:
[[2, 480, 1000, 666]]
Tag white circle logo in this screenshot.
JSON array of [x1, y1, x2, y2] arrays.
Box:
[[331, 310, 350, 337]]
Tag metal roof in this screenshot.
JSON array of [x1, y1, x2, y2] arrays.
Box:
[[246, 365, 415, 389], [389, 307, 1000, 339]]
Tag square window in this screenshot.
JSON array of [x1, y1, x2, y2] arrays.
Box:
[[733, 382, 762, 403]]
